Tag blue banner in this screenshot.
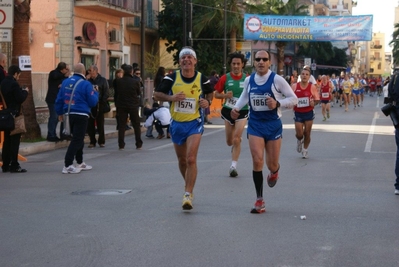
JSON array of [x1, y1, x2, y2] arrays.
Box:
[[244, 14, 373, 42]]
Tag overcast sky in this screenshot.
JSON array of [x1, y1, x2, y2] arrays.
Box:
[[352, 0, 397, 50]]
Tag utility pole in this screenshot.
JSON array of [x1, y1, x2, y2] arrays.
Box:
[[140, 0, 146, 79], [223, 0, 227, 74], [188, 0, 193, 47], [183, 0, 187, 46], [140, 0, 146, 120]]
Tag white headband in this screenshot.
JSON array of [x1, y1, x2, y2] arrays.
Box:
[[179, 48, 197, 59]]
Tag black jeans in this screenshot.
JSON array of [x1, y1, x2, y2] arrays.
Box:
[[117, 107, 142, 149], [87, 108, 105, 145], [2, 131, 22, 170], [154, 120, 169, 136], [64, 114, 88, 167]]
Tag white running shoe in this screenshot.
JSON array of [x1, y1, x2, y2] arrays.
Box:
[[62, 165, 82, 174], [395, 189, 399, 195], [77, 162, 92, 171], [302, 149, 308, 159], [296, 139, 303, 153]]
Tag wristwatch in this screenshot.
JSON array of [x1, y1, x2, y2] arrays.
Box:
[[207, 99, 212, 105], [276, 101, 281, 108]]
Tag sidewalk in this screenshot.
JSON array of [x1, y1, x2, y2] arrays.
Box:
[[19, 118, 143, 156]]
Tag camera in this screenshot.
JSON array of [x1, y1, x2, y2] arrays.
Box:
[[381, 103, 393, 116]]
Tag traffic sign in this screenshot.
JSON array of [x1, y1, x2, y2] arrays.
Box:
[[311, 63, 317, 70], [0, 0, 14, 29], [304, 58, 311, 67]]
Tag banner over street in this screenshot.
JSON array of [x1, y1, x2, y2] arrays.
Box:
[[244, 14, 373, 42]]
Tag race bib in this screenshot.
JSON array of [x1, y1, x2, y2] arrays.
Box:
[[225, 97, 238, 108], [174, 98, 196, 114], [250, 94, 270, 111], [322, 92, 329, 98], [297, 97, 310, 108]]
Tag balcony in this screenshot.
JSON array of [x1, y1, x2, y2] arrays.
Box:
[[370, 56, 375, 62], [126, 10, 158, 33], [75, 0, 140, 17], [373, 44, 382, 49]]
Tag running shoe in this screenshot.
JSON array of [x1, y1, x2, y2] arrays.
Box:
[[229, 166, 238, 177], [62, 165, 81, 174], [250, 199, 265, 214], [302, 149, 309, 159], [323, 117, 326, 121], [182, 193, 193, 210], [395, 189, 399, 195], [77, 162, 92, 171], [296, 139, 303, 153], [267, 171, 279, 188]]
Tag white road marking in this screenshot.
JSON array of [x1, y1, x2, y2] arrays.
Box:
[[364, 112, 378, 153]]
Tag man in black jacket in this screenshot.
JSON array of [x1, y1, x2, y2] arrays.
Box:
[[1, 65, 29, 173], [115, 65, 142, 150], [87, 65, 109, 148], [45, 62, 69, 142]]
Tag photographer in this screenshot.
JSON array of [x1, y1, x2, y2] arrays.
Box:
[[383, 69, 399, 195]]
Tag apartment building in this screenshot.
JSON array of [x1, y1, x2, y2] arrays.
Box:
[[21, 0, 159, 107]]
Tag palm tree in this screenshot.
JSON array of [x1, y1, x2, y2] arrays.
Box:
[[192, 0, 262, 53], [265, 0, 308, 75], [13, 1, 42, 140], [390, 22, 399, 67]]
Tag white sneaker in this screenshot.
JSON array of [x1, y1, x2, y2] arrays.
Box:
[[296, 139, 303, 153], [77, 162, 92, 171], [302, 149, 308, 159], [395, 189, 399, 195], [62, 165, 82, 174]]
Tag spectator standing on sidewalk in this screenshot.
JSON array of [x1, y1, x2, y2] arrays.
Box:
[[1, 65, 29, 173], [87, 65, 109, 148], [45, 62, 69, 142], [55, 63, 98, 174], [0, 53, 7, 83], [153, 46, 214, 211], [115, 65, 143, 150]]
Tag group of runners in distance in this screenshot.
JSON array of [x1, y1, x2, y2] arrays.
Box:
[[154, 47, 388, 214]]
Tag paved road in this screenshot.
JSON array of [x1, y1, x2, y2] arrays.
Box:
[[1, 95, 398, 267]]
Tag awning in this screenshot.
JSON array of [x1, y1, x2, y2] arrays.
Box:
[[109, 50, 123, 58], [316, 64, 346, 70], [79, 47, 99, 56]]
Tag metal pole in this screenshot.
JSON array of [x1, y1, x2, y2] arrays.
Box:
[[140, 0, 146, 120], [183, 0, 187, 46], [141, 0, 146, 79], [223, 0, 227, 74], [188, 0, 193, 47]]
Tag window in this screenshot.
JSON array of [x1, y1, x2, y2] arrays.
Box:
[[109, 57, 120, 81], [81, 55, 95, 70]]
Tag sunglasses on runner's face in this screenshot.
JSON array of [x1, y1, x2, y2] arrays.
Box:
[[255, 57, 269, 62]]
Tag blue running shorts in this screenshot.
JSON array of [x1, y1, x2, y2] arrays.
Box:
[[170, 119, 204, 145], [294, 110, 315, 123], [247, 118, 282, 141]]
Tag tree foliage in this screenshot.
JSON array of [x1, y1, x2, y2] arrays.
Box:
[[390, 22, 399, 67], [158, 0, 225, 75]]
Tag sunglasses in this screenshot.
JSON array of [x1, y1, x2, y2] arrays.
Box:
[[255, 57, 269, 62], [135, 72, 141, 75]]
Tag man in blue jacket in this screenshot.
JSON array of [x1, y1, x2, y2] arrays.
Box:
[[55, 63, 99, 174]]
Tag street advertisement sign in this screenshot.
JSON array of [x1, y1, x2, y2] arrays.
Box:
[[236, 41, 252, 66], [0, 0, 14, 29], [244, 15, 372, 42]]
